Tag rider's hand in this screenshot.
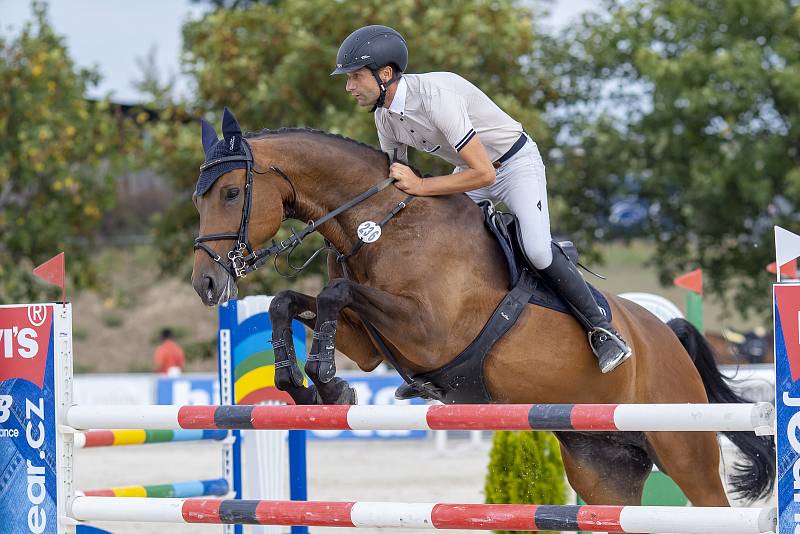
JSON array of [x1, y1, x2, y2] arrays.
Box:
[[390, 162, 424, 196]]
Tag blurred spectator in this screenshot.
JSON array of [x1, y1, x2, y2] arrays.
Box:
[[153, 328, 185, 376]]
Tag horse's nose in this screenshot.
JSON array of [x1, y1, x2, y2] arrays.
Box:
[[202, 274, 214, 296], [193, 273, 216, 305]]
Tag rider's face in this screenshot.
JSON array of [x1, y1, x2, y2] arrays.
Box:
[[345, 68, 380, 108]]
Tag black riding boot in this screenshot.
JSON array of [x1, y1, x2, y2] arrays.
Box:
[[538, 244, 632, 373]]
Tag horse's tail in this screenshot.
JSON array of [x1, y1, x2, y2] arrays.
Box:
[[667, 318, 775, 503]]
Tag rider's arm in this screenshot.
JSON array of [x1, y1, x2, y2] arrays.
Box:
[[392, 91, 495, 196], [399, 135, 495, 196]]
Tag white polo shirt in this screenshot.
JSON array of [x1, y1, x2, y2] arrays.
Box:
[[374, 72, 524, 167]]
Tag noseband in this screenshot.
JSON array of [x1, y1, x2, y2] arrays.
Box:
[[194, 138, 412, 279]]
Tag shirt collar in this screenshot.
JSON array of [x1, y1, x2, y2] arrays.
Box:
[[387, 76, 407, 114]]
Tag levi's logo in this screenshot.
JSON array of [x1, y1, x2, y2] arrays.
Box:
[[0, 305, 52, 388]]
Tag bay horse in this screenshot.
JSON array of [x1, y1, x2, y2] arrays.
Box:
[[190, 115, 773, 514]]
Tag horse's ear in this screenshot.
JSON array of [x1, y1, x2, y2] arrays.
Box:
[[200, 118, 219, 155], [221, 106, 242, 153]]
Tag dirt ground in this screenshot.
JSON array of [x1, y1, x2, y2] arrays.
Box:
[[74, 437, 493, 534]]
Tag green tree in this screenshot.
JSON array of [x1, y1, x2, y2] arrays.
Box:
[[485, 431, 567, 534], [0, 3, 137, 302], [541, 0, 800, 316], [144, 0, 554, 294]]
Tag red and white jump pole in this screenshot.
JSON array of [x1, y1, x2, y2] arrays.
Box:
[[65, 402, 775, 434], [69, 497, 776, 533]]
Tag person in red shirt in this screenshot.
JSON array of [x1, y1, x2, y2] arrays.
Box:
[[153, 328, 185, 375]]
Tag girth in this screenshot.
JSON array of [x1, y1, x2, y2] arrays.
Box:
[[362, 269, 538, 404]]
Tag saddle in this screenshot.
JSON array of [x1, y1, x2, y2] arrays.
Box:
[[479, 200, 611, 315], [401, 201, 611, 404]]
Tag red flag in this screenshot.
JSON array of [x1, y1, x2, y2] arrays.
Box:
[[674, 268, 703, 295], [32, 252, 66, 301], [766, 260, 798, 279]]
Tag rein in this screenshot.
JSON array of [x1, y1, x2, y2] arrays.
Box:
[[194, 138, 413, 279]]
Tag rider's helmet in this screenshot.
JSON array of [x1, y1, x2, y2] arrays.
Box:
[[331, 25, 408, 110]]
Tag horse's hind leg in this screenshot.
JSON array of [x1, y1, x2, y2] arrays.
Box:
[[645, 431, 729, 506], [556, 432, 653, 506]]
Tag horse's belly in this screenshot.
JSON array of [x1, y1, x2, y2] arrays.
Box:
[[481, 306, 632, 404]]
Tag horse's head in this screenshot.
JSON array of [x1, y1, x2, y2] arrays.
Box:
[[191, 108, 286, 306]]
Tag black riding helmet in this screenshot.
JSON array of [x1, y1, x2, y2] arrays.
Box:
[[331, 25, 408, 111]]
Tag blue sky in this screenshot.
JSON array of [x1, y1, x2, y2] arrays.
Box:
[[0, 0, 596, 103]]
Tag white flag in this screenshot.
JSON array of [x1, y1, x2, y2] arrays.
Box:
[[775, 226, 800, 281]]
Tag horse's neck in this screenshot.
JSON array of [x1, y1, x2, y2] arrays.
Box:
[[261, 136, 399, 254]]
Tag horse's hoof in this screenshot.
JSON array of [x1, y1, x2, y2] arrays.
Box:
[[336, 385, 357, 405], [318, 377, 357, 405], [291, 385, 322, 405]]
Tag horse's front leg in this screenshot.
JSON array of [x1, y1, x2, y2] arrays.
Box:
[[307, 278, 434, 405], [268, 290, 323, 405], [305, 280, 359, 404]]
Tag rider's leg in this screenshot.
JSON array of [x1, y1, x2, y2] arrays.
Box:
[[497, 138, 632, 373]]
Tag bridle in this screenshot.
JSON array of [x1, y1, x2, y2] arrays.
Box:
[[193, 138, 412, 279], [193, 140, 263, 279]]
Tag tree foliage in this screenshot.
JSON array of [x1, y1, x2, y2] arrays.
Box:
[[485, 430, 567, 534], [0, 3, 137, 302], [146, 0, 553, 294], [541, 0, 800, 315]]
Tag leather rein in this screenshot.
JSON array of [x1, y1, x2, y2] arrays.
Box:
[[193, 138, 413, 279]]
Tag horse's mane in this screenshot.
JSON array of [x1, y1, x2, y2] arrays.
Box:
[[244, 127, 425, 177], [245, 127, 388, 163]]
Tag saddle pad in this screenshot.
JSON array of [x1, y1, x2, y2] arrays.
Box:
[[479, 201, 612, 320]]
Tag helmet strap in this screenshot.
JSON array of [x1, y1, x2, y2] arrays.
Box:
[[370, 69, 401, 112]]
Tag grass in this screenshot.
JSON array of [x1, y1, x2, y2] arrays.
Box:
[[590, 241, 766, 332]]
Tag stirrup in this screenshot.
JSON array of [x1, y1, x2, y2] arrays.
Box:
[[589, 326, 632, 373], [395, 382, 423, 401], [394, 380, 443, 401]]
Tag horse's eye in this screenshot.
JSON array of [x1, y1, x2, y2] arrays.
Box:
[[226, 188, 240, 201]]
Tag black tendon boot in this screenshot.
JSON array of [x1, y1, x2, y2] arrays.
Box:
[[538, 244, 632, 373]]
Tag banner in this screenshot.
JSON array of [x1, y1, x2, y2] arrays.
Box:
[[0, 304, 68, 534], [775, 283, 800, 533]]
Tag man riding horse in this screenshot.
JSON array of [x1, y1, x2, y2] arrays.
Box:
[[330, 25, 632, 391], [190, 26, 774, 510]]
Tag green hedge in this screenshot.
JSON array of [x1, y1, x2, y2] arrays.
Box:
[[485, 431, 567, 534]]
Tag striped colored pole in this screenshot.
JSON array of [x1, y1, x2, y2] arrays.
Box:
[[79, 478, 229, 498], [69, 498, 776, 533], [74, 429, 228, 448], [65, 402, 775, 434]]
